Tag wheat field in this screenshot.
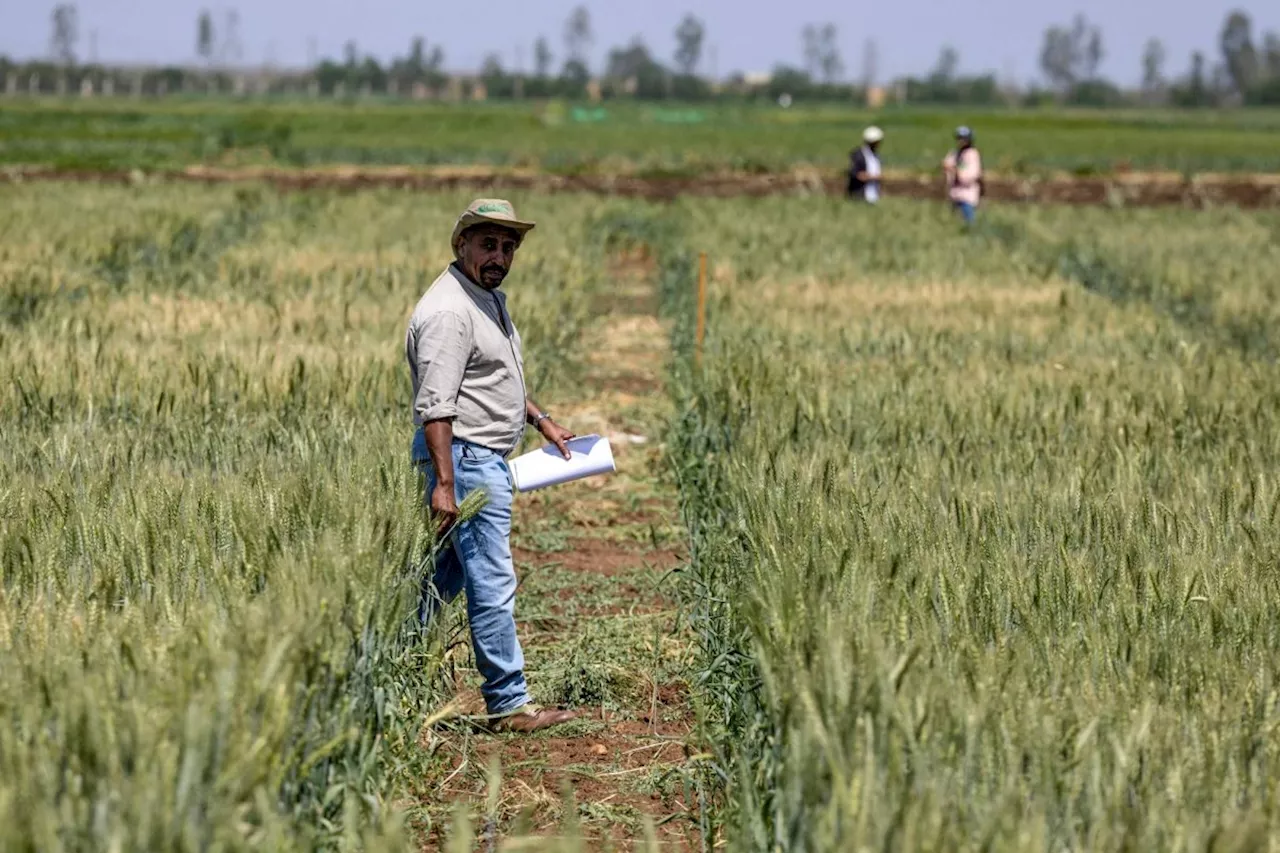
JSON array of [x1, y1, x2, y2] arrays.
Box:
[[5, 180, 1280, 851], [660, 197, 1280, 851], [0, 184, 616, 850]]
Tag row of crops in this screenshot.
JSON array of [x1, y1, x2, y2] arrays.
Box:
[[648, 198, 1280, 849]]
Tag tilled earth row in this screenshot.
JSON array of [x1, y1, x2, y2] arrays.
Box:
[[5, 164, 1280, 208]]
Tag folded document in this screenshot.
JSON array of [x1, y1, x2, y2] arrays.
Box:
[[509, 434, 616, 492]]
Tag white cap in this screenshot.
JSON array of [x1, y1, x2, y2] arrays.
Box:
[[863, 126, 884, 143]]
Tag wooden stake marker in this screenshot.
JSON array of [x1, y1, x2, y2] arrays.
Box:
[[696, 252, 707, 364]]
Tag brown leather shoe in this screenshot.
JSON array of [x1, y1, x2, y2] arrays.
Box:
[[489, 704, 580, 734]]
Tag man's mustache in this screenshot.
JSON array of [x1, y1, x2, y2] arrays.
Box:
[[481, 263, 507, 277]]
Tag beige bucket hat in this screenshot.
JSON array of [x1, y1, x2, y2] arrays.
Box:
[[451, 198, 536, 254]]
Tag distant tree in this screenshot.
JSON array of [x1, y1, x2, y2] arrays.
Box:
[[565, 6, 593, 68], [908, 45, 1008, 105], [1220, 10, 1259, 93], [1190, 51, 1208, 90], [534, 36, 554, 78], [1264, 31, 1280, 79], [801, 25, 822, 78], [1141, 38, 1166, 94], [359, 56, 386, 90], [673, 14, 705, 75], [428, 44, 446, 79], [559, 58, 590, 97], [860, 38, 879, 89], [1248, 31, 1280, 104], [1084, 26, 1104, 78], [1171, 50, 1213, 107], [197, 10, 216, 65], [817, 24, 843, 82], [1039, 14, 1104, 91], [906, 70, 999, 105], [671, 71, 711, 100], [389, 36, 445, 89], [605, 38, 669, 98], [343, 40, 358, 70], [931, 45, 960, 82], [481, 53, 516, 98], [316, 60, 346, 94], [1038, 26, 1075, 89], [407, 36, 426, 75], [49, 4, 79, 65], [605, 40, 644, 81], [800, 23, 842, 83], [1066, 78, 1124, 107], [768, 64, 813, 100]]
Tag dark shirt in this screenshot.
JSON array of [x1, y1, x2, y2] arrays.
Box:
[[847, 147, 869, 197]]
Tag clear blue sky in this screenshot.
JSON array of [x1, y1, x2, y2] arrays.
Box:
[[3, 1, 1276, 85]]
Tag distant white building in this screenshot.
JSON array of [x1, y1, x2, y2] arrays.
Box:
[[743, 71, 773, 87]]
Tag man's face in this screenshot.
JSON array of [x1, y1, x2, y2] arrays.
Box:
[[868, 140, 881, 154], [457, 224, 521, 289], [956, 136, 972, 150]]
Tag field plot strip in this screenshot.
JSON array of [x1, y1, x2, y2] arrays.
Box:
[[4, 100, 1280, 178], [657, 196, 1280, 850], [980, 207, 1280, 362]]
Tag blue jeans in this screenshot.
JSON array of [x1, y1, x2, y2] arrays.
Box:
[[413, 433, 530, 715], [954, 201, 977, 224]]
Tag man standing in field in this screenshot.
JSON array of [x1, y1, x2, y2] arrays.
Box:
[[847, 126, 885, 203], [406, 198, 579, 734], [942, 126, 983, 224]]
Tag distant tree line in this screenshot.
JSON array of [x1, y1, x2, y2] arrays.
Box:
[[3, 4, 1280, 106], [1030, 10, 1280, 107]]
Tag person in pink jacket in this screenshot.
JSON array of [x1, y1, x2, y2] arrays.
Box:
[[942, 126, 983, 225]]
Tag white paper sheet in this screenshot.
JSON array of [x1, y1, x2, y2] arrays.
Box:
[[508, 434, 616, 492]]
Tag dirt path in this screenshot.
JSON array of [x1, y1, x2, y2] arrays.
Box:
[[6, 164, 1280, 208], [416, 250, 702, 851]]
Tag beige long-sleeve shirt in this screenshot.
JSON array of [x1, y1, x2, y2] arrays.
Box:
[[406, 264, 527, 456]]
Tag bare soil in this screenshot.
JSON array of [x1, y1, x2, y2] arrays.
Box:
[[6, 163, 1280, 208], [513, 540, 684, 577]]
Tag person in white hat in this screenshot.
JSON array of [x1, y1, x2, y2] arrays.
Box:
[[405, 198, 580, 733], [847, 126, 884, 203]]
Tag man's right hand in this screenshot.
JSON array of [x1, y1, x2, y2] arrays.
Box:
[[431, 481, 459, 538], [424, 419, 459, 538]]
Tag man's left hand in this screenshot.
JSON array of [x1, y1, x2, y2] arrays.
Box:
[[539, 419, 576, 460]]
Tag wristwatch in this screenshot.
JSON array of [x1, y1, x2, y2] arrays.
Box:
[[532, 411, 552, 428]]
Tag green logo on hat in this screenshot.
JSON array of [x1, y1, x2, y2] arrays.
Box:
[[476, 202, 511, 215]]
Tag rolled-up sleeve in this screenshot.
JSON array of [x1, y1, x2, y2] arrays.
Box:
[[413, 310, 471, 423]]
